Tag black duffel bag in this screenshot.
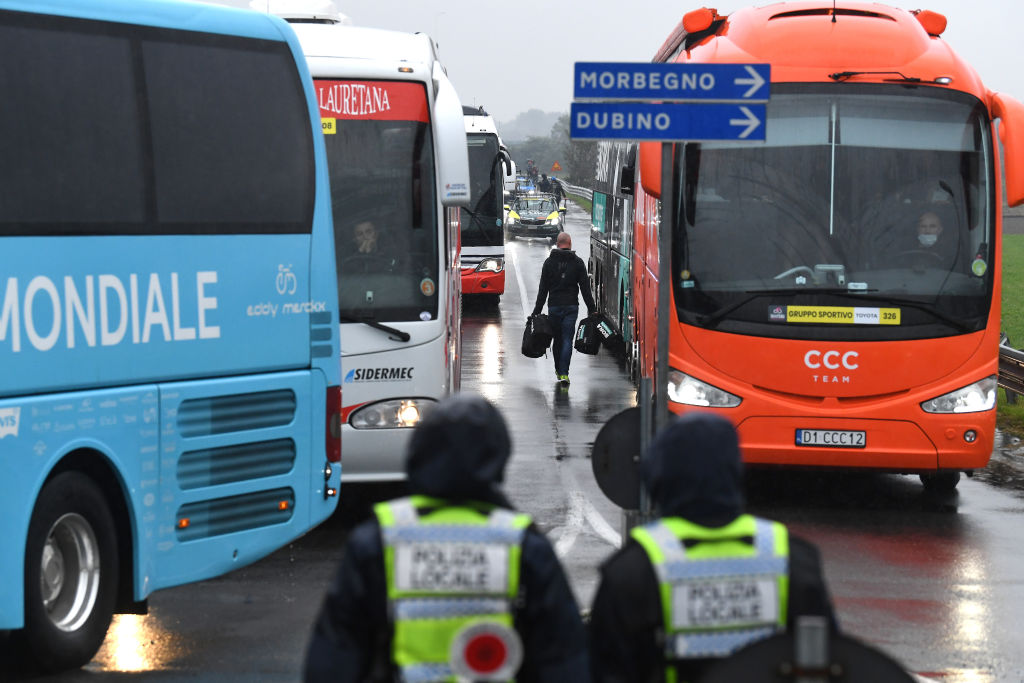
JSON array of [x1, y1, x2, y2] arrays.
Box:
[[522, 313, 554, 358], [594, 313, 626, 357], [574, 315, 602, 355]]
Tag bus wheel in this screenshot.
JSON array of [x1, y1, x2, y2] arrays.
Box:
[[22, 472, 118, 672], [919, 471, 961, 492]]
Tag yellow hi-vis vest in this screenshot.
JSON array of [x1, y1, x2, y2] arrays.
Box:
[[376, 495, 532, 683], [631, 514, 790, 682]]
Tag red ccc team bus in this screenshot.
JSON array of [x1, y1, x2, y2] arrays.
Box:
[[624, 3, 1024, 490]]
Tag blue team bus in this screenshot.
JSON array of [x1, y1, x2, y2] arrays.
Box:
[[0, 0, 341, 671]]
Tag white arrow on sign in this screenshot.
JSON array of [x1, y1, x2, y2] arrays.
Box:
[[734, 64, 766, 98], [729, 106, 762, 139]]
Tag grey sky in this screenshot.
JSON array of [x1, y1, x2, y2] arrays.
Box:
[[340, 1, 1024, 126]]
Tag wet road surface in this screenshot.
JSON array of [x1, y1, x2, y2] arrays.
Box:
[[5, 203, 1024, 682]]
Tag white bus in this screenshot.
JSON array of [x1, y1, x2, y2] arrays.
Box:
[[285, 14, 470, 480]]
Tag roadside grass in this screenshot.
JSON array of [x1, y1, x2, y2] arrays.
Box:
[[999, 235, 1024, 436], [565, 192, 593, 215], [997, 389, 1024, 435], [1002, 235, 1024, 345]]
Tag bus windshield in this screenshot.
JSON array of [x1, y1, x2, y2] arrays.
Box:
[[321, 80, 438, 323], [674, 84, 993, 341], [462, 132, 503, 247]]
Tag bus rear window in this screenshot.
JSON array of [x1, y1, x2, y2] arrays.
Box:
[[0, 19, 145, 226], [143, 39, 313, 229], [0, 11, 313, 235]]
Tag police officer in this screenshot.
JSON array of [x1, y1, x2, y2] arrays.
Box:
[[304, 394, 589, 682], [589, 413, 836, 683]]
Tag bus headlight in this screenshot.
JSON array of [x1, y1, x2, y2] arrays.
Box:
[[667, 369, 741, 407], [350, 399, 437, 429], [475, 258, 504, 273], [920, 376, 997, 413]]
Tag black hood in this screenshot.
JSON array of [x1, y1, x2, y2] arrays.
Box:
[[550, 247, 577, 260], [405, 394, 512, 507], [641, 412, 744, 525]]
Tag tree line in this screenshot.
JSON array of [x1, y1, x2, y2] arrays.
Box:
[[507, 113, 598, 188]]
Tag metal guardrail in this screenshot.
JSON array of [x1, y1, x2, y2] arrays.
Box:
[[553, 178, 593, 201], [999, 334, 1024, 403]]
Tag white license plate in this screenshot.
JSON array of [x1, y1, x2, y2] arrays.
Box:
[[795, 429, 866, 448]]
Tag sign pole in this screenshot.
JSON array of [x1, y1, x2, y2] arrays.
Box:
[[634, 376, 653, 527], [637, 142, 674, 525]]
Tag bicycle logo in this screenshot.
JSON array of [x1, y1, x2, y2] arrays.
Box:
[[276, 264, 297, 295]]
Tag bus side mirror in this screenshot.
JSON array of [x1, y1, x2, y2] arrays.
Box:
[[432, 64, 471, 207], [638, 141, 662, 199], [994, 93, 1024, 207], [620, 164, 635, 196]]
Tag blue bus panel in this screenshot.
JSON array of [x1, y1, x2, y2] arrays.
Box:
[[0, 0, 341, 672]]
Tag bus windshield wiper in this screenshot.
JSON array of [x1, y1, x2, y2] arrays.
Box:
[[339, 315, 411, 342], [699, 290, 800, 329], [461, 208, 499, 242]]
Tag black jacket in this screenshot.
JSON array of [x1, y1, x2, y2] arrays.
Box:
[[589, 414, 837, 683], [532, 248, 596, 316], [303, 395, 590, 682]]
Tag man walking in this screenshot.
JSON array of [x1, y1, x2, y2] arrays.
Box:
[[532, 232, 596, 386], [589, 412, 837, 682], [303, 394, 590, 682]]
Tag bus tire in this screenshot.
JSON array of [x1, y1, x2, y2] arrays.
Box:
[[919, 471, 961, 492], [22, 472, 118, 672]]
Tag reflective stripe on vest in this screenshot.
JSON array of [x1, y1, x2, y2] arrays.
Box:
[[401, 663, 454, 683], [395, 597, 509, 620], [377, 496, 531, 683], [631, 514, 789, 664]]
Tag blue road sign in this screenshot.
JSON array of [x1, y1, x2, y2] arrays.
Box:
[[574, 62, 770, 102], [570, 101, 766, 142]]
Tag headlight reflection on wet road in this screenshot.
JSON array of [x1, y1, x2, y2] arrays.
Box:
[[479, 322, 502, 403], [88, 613, 181, 673]]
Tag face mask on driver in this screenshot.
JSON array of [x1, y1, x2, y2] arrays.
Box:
[[918, 234, 938, 248]]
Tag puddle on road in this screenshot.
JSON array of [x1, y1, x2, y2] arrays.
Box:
[[973, 429, 1024, 495]]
